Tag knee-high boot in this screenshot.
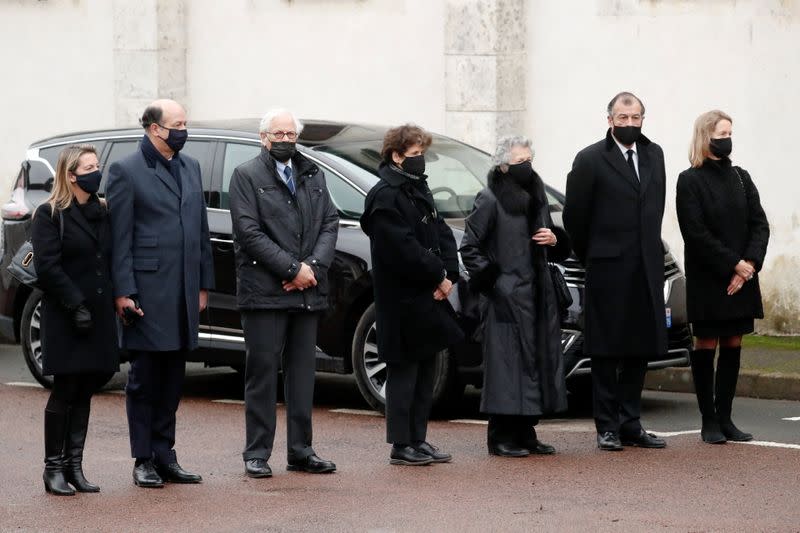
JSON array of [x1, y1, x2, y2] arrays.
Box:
[[715, 346, 753, 442], [689, 349, 726, 444], [43, 408, 75, 496], [64, 406, 100, 492]]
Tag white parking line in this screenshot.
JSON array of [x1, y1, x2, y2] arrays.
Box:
[[652, 430, 701, 437], [734, 440, 800, 450], [330, 408, 381, 416], [212, 399, 245, 405], [4, 381, 42, 388], [450, 419, 488, 425], [781, 417, 800, 421]]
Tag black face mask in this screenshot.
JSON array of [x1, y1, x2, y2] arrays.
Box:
[[73, 169, 102, 194], [158, 126, 188, 152], [709, 137, 732, 158], [506, 161, 534, 187], [612, 125, 641, 146], [400, 154, 426, 177], [269, 141, 296, 163]]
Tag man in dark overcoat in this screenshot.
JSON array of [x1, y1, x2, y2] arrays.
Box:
[[107, 99, 215, 486], [563, 92, 668, 451], [229, 109, 339, 478]]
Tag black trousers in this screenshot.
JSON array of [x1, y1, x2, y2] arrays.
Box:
[[487, 415, 539, 446], [591, 357, 648, 436], [242, 310, 318, 462], [125, 350, 186, 464], [385, 356, 436, 445], [46, 373, 114, 413]]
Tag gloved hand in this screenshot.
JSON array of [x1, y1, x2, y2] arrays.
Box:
[[72, 304, 93, 332]]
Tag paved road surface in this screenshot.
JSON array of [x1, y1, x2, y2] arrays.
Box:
[[1, 343, 799, 532]]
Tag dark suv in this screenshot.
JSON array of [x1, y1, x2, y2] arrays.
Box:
[[0, 120, 692, 410]]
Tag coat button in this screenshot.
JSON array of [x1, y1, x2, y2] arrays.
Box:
[[96, 252, 102, 259], [288, 200, 292, 205], [96, 288, 103, 294], [96, 269, 102, 276]]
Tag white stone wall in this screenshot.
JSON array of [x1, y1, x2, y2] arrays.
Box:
[[184, 0, 447, 132], [0, 0, 116, 174], [525, 0, 800, 333]]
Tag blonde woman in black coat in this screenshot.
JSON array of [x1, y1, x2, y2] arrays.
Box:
[[676, 110, 769, 444], [32, 144, 120, 495]]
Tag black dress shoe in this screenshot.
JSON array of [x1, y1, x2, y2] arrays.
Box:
[[390, 445, 433, 466], [287, 454, 337, 473], [621, 430, 667, 449], [133, 460, 164, 488], [596, 432, 623, 451], [525, 439, 556, 455], [413, 441, 452, 463], [245, 459, 272, 478], [155, 462, 203, 483], [488, 443, 530, 457]]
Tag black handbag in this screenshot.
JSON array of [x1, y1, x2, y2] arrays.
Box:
[[548, 262, 573, 318], [7, 210, 63, 288]]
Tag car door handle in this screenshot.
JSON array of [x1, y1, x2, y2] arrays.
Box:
[[210, 237, 233, 252]]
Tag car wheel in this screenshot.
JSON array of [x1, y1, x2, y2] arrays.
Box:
[[21, 290, 53, 389], [351, 303, 465, 414]]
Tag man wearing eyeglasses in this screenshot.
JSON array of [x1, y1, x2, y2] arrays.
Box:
[[563, 92, 668, 452], [228, 109, 339, 477]]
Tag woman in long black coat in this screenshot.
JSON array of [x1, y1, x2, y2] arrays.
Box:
[[31, 144, 120, 495], [361, 124, 463, 466], [459, 135, 570, 457], [676, 110, 769, 444]]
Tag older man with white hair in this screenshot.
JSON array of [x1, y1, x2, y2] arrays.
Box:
[[229, 109, 339, 477]]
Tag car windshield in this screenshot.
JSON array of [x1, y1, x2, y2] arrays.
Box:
[[313, 137, 564, 218], [313, 137, 491, 218]]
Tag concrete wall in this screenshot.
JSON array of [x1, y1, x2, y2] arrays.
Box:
[[185, 0, 447, 132], [0, 0, 116, 173], [525, 0, 800, 333]]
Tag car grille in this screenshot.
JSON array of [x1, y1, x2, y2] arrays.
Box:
[[562, 255, 680, 287]]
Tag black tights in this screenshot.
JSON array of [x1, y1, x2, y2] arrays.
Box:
[[46, 373, 113, 413]]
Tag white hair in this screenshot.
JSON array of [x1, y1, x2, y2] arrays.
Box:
[[258, 108, 304, 135], [492, 135, 533, 166]]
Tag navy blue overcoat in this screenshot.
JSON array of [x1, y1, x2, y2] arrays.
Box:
[[106, 141, 214, 352]]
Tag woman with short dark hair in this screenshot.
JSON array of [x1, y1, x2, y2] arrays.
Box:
[[32, 144, 121, 495], [677, 110, 770, 444], [361, 124, 463, 466], [460, 135, 570, 457]]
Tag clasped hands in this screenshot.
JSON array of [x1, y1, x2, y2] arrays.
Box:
[[433, 277, 453, 301], [283, 262, 317, 292], [727, 260, 756, 296]]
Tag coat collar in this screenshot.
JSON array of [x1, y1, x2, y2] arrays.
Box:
[[602, 128, 654, 195], [258, 147, 318, 184], [64, 197, 106, 242], [377, 162, 437, 214], [140, 135, 184, 199]]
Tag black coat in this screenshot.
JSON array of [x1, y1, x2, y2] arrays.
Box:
[[459, 169, 570, 416], [676, 158, 769, 323], [563, 130, 668, 358], [229, 149, 339, 311], [360, 163, 463, 363], [107, 142, 215, 352], [31, 200, 120, 375]]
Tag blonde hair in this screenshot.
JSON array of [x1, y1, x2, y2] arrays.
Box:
[[46, 144, 98, 214], [689, 110, 732, 168]]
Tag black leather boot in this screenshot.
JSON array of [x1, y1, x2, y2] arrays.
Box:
[[690, 349, 726, 444], [64, 406, 100, 492], [43, 408, 75, 496], [715, 346, 753, 441], [487, 415, 529, 457]]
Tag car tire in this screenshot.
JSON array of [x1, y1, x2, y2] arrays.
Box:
[[351, 303, 465, 414], [20, 290, 53, 389]]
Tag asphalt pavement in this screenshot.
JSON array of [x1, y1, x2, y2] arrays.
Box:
[[1, 343, 799, 532]]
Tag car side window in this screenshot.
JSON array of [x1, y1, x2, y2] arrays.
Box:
[[221, 142, 261, 209], [27, 160, 55, 192], [319, 168, 366, 219]]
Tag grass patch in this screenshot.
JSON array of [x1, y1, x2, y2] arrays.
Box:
[[744, 335, 800, 351]]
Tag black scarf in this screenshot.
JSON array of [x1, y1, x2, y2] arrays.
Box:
[[488, 166, 546, 232], [140, 134, 182, 185]]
